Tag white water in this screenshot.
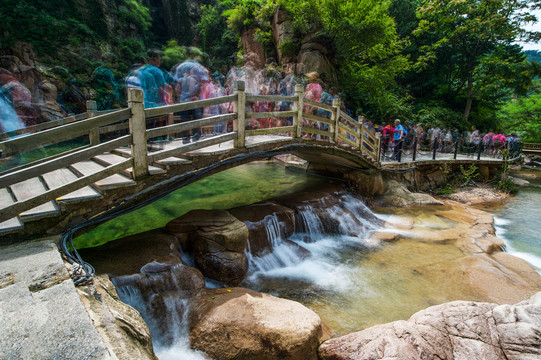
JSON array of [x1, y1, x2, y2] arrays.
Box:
[[114, 279, 209, 360], [245, 194, 384, 294], [493, 216, 541, 274], [114, 193, 385, 358]]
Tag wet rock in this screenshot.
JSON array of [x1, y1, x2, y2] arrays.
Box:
[[376, 180, 443, 207], [167, 210, 249, 285], [113, 263, 205, 298], [344, 170, 385, 197], [230, 202, 295, 256], [319, 292, 541, 360], [460, 253, 541, 304], [189, 287, 331, 360], [80, 229, 183, 276], [77, 275, 155, 360]]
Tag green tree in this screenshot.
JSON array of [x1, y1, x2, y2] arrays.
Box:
[[498, 80, 541, 142], [161, 40, 187, 70], [197, 0, 240, 70], [414, 0, 541, 122]]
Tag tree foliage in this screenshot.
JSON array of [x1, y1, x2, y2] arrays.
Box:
[[498, 80, 541, 141], [413, 0, 541, 122]]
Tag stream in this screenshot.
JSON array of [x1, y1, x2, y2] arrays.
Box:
[[87, 163, 541, 359]]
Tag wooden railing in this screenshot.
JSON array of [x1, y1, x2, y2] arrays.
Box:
[[0, 81, 380, 222], [522, 143, 541, 152]]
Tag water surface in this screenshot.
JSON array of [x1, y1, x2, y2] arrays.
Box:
[[489, 171, 541, 272], [74, 162, 327, 248]]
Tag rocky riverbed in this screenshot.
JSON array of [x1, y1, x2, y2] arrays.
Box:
[[74, 180, 541, 360]]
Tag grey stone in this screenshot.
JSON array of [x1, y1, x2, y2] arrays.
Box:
[[0, 240, 115, 359]]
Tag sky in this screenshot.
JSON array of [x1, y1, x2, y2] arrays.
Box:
[[517, 8, 541, 51]]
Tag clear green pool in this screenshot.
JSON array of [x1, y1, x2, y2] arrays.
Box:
[[74, 162, 328, 248]]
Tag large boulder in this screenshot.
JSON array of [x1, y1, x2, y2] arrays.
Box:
[[297, 51, 337, 85], [319, 291, 541, 360], [230, 202, 295, 256], [344, 170, 385, 197], [241, 28, 266, 69], [272, 9, 296, 63], [166, 210, 249, 285], [77, 275, 155, 360], [189, 288, 331, 360], [376, 180, 443, 207]]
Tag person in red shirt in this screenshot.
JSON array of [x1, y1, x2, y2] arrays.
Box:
[[381, 122, 395, 157]]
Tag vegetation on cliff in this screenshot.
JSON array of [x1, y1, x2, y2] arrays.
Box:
[[1, 0, 541, 139]]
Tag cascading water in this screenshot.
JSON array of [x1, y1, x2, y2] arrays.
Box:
[[113, 268, 209, 360], [244, 193, 384, 292]]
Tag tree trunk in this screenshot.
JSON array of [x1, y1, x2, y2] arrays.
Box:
[[463, 70, 474, 122]]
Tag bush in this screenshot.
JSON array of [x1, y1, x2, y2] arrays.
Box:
[[496, 178, 519, 194], [278, 38, 301, 59]]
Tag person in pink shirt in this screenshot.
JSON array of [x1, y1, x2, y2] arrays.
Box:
[[493, 133, 506, 157], [303, 72, 323, 138]]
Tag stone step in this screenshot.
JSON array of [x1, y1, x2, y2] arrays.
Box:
[[70, 160, 136, 191], [41, 168, 102, 203], [0, 188, 23, 235], [94, 153, 166, 176], [9, 177, 60, 221]]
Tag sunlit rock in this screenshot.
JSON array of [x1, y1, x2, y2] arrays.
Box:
[[319, 292, 541, 360], [77, 275, 155, 360], [189, 287, 331, 360]]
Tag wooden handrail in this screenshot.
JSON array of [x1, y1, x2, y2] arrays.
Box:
[[146, 113, 237, 139], [303, 98, 334, 112], [145, 95, 237, 118], [0, 108, 131, 156], [246, 94, 298, 102], [0, 81, 386, 224], [0, 135, 132, 188]]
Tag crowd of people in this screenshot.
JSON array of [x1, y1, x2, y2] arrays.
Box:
[[0, 50, 523, 160], [376, 121, 521, 160], [123, 50, 344, 142]]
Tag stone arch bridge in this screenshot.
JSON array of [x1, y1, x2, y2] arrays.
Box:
[[0, 82, 504, 243]]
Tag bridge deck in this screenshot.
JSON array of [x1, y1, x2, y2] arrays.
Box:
[[0, 85, 516, 241], [0, 134, 305, 236]]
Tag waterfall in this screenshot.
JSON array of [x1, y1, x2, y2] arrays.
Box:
[[245, 193, 384, 292], [113, 272, 209, 360], [245, 214, 306, 274]]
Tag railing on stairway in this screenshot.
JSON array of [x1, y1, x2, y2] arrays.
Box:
[[0, 81, 380, 223]]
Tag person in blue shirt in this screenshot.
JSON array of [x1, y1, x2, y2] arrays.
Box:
[[393, 119, 405, 160]]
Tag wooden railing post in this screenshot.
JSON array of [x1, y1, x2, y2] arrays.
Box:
[[86, 100, 100, 146], [293, 84, 304, 138], [128, 88, 149, 179], [234, 81, 246, 148], [358, 115, 365, 152], [376, 133, 382, 162], [331, 98, 341, 143]]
